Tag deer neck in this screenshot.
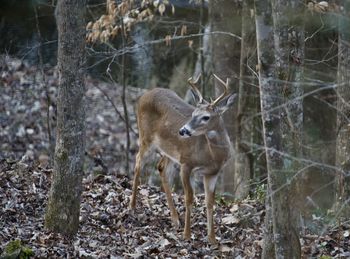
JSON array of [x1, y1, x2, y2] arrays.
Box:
[[206, 130, 230, 148], [204, 124, 231, 164]]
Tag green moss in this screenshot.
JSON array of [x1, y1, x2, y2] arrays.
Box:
[[20, 247, 34, 258], [4, 240, 21, 254], [1, 240, 34, 259], [56, 147, 68, 163], [45, 199, 60, 231], [277, 69, 288, 81]]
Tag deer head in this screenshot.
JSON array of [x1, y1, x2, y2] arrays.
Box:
[[179, 74, 236, 138]]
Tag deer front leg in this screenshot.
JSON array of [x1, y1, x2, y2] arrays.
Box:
[[180, 164, 193, 241], [203, 174, 218, 244], [157, 156, 180, 229]]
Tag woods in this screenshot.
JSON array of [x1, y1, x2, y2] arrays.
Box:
[[1, 0, 350, 258]]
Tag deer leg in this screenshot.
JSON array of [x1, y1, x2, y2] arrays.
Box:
[[157, 156, 180, 229], [203, 174, 218, 244], [180, 164, 193, 241], [129, 145, 147, 209]]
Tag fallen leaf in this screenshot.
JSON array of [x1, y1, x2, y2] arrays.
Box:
[[222, 215, 240, 225]]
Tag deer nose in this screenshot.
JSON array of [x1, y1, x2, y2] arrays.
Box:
[[179, 127, 191, 137]]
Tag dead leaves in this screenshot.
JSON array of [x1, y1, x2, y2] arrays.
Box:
[[1, 155, 350, 257], [86, 0, 175, 43], [307, 1, 342, 14], [0, 158, 264, 258], [222, 215, 240, 225]]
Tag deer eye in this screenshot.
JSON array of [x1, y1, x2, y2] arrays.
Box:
[[202, 116, 210, 121]]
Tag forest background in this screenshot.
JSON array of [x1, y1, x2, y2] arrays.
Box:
[[0, 0, 350, 258]]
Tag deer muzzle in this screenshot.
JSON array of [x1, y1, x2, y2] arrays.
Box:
[[179, 126, 192, 137]]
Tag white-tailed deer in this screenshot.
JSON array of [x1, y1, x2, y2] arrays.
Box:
[[129, 74, 236, 244]]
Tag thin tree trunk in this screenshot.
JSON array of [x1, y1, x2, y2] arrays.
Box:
[[121, 20, 130, 174], [254, 1, 276, 257], [45, 0, 86, 236], [199, 0, 207, 96], [335, 0, 350, 216], [235, 0, 256, 199]]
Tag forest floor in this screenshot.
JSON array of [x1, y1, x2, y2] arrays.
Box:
[[1, 55, 350, 258], [1, 162, 350, 258]]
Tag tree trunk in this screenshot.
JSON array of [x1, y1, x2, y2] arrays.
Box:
[[271, 0, 304, 161], [270, 0, 304, 257], [45, 0, 86, 236], [234, 0, 256, 199], [209, 0, 241, 194], [335, 0, 350, 216], [256, 0, 303, 257], [254, 1, 276, 257]]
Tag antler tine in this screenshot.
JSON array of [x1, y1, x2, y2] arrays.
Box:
[[187, 73, 203, 103], [212, 74, 229, 106]]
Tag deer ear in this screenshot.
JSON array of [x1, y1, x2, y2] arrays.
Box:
[[216, 93, 237, 114], [190, 89, 201, 103]]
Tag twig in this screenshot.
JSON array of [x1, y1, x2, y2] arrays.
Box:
[[121, 19, 131, 174], [199, 0, 206, 97]]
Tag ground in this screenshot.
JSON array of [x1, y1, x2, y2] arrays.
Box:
[[1, 161, 264, 258], [1, 55, 350, 258], [1, 161, 350, 258]]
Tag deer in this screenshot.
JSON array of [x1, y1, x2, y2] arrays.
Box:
[[129, 74, 236, 244]]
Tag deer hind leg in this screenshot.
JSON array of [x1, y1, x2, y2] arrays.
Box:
[[157, 156, 180, 229], [203, 174, 219, 244], [129, 144, 147, 209], [180, 164, 193, 240]]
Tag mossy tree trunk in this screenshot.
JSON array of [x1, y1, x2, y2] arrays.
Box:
[[335, 0, 350, 216], [45, 0, 86, 236]]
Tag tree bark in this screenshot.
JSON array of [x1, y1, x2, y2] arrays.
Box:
[[271, 0, 304, 160], [254, 1, 276, 257], [45, 0, 86, 236], [234, 0, 256, 199], [335, 0, 350, 216], [269, 0, 304, 257], [256, 0, 303, 257]]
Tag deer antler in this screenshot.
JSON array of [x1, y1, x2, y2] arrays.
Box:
[[187, 74, 204, 104], [212, 74, 229, 107]]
